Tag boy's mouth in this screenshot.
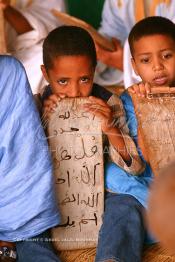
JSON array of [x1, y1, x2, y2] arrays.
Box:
[[153, 75, 168, 86]]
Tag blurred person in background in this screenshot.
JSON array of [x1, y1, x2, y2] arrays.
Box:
[[147, 162, 175, 255], [95, 0, 175, 88], [0, 0, 66, 94]]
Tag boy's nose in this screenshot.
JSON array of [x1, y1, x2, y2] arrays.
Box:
[[70, 84, 81, 97], [153, 58, 164, 71]]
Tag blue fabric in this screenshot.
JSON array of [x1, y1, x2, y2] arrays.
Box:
[[0, 55, 60, 241], [16, 230, 61, 262], [105, 92, 154, 209], [95, 192, 145, 262], [105, 163, 152, 208]]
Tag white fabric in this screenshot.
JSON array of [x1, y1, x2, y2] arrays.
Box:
[[7, 0, 66, 94], [94, 0, 175, 88]]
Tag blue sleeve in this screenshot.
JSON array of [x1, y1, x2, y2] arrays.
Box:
[[120, 92, 138, 139], [120, 91, 147, 162], [0, 56, 60, 241]]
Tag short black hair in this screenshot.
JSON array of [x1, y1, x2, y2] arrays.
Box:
[[128, 16, 175, 56], [43, 25, 97, 70]]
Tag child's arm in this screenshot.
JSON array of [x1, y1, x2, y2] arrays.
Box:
[[84, 95, 145, 175], [84, 96, 130, 161], [0, 0, 33, 34]]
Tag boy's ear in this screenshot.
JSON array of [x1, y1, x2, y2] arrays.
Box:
[[131, 58, 139, 76], [41, 65, 49, 83]]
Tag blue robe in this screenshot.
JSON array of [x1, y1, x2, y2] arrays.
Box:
[[0, 55, 60, 241]]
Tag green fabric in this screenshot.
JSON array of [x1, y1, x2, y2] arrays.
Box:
[[66, 0, 105, 29]]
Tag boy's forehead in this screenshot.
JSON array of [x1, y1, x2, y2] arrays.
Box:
[[49, 55, 95, 76], [132, 34, 175, 55], [52, 54, 93, 66]]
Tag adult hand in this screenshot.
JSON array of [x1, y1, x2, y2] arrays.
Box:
[[0, 0, 10, 10], [96, 38, 123, 71]]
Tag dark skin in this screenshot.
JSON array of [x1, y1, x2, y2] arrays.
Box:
[[0, 0, 33, 34]]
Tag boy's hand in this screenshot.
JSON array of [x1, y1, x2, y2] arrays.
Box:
[[128, 82, 151, 97], [84, 96, 114, 134], [138, 128, 149, 162], [42, 94, 65, 120], [96, 38, 123, 71]]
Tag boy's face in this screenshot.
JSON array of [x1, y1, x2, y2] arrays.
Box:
[[131, 34, 175, 87], [41, 55, 95, 97]]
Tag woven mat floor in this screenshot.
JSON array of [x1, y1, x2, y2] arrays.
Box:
[[58, 244, 175, 262]]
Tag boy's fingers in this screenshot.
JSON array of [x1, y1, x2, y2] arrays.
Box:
[[145, 82, 151, 94], [86, 106, 110, 117], [84, 104, 111, 117], [47, 94, 61, 104], [132, 84, 141, 95], [85, 106, 113, 127], [87, 108, 110, 124], [43, 100, 56, 108], [128, 85, 137, 94], [129, 83, 151, 97], [43, 106, 55, 120], [88, 96, 108, 107], [138, 83, 147, 97], [43, 94, 61, 107]]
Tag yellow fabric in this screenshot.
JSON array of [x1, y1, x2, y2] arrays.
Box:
[[135, 0, 171, 22], [10, 0, 16, 6], [135, 0, 145, 22]]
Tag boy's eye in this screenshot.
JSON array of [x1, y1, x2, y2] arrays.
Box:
[[57, 79, 68, 85], [80, 77, 89, 83], [140, 57, 150, 63], [162, 52, 173, 59]]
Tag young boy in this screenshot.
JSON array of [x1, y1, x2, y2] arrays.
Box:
[[126, 15, 175, 153], [121, 14, 175, 256], [119, 14, 175, 253], [0, 0, 66, 94], [41, 26, 148, 262]]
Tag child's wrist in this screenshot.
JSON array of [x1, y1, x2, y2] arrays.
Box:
[[103, 125, 119, 136]]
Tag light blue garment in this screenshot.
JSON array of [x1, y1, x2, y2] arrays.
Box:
[[0, 55, 60, 241], [105, 92, 154, 208]]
